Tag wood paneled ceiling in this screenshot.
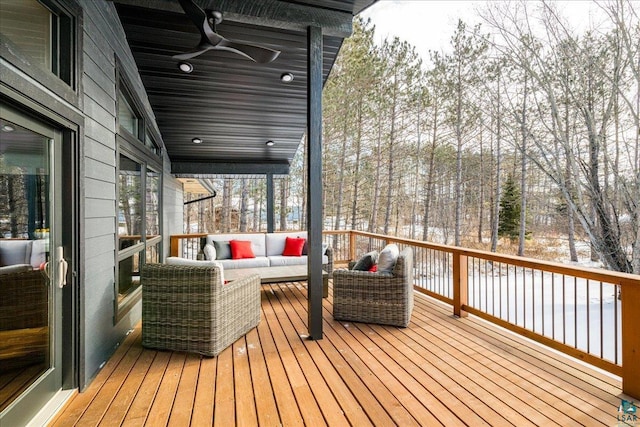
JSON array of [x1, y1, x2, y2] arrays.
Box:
[[113, 0, 376, 176]]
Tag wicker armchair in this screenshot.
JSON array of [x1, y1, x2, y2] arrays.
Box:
[[333, 247, 414, 327], [141, 264, 260, 356], [0, 268, 48, 370]]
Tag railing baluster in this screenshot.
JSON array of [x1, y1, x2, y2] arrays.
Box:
[[507, 264, 511, 323], [615, 283, 619, 365], [574, 276, 578, 349], [587, 279, 590, 354], [552, 273, 555, 340], [599, 281, 603, 359], [540, 269, 544, 336], [562, 274, 566, 345]]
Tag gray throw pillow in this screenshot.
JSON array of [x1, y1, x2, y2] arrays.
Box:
[[212, 240, 231, 260], [377, 244, 399, 272], [352, 251, 378, 271], [302, 241, 327, 255]]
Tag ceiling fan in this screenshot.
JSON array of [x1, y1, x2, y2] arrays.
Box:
[[173, 0, 281, 64]]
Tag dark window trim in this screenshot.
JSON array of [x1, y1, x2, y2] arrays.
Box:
[[116, 63, 163, 159], [0, 0, 81, 105], [114, 63, 163, 323]]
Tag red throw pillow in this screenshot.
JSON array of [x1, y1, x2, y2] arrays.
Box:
[[230, 240, 255, 259], [368, 264, 378, 272], [283, 237, 306, 256]]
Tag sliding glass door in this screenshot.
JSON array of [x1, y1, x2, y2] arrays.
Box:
[[0, 105, 65, 426]]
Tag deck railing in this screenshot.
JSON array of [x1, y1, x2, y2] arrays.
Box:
[[169, 230, 640, 398]]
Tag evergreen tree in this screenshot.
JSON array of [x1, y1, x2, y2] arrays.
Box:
[[498, 174, 521, 242]]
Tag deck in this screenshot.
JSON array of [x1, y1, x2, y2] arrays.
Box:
[[50, 281, 625, 426]]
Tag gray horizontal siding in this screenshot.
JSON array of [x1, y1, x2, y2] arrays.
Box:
[[79, 1, 162, 387]]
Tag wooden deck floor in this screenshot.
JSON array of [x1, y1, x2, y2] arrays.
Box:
[[50, 281, 626, 426]]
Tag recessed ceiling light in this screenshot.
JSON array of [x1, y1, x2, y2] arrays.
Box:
[[280, 72, 294, 83], [1, 125, 15, 132], [178, 61, 194, 73], [192, 137, 203, 144], [265, 140, 275, 146]]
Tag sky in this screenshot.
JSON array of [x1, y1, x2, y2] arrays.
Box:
[[359, 1, 611, 63]]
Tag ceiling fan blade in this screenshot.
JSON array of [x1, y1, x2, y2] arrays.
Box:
[[174, 0, 280, 64], [172, 50, 206, 61], [218, 39, 281, 64], [177, 0, 223, 46]]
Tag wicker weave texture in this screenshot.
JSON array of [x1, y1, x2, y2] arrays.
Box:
[[0, 269, 48, 331], [141, 264, 260, 356], [323, 246, 334, 277], [333, 248, 414, 327]]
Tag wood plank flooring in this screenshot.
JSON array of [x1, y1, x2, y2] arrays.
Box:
[[49, 281, 627, 426]]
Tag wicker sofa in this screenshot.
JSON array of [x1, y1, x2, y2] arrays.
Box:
[[332, 247, 414, 327], [203, 231, 333, 274], [141, 263, 260, 356]]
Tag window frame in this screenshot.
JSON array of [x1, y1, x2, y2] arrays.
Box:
[[114, 68, 163, 323], [0, 0, 80, 104]]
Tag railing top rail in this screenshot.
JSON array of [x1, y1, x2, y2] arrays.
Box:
[[345, 230, 640, 285], [170, 233, 208, 239]]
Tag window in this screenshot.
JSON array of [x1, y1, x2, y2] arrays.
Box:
[[0, 0, 75, 86], [145, 168, 161, 264], [118, 92, 140, 139], [115, 73, 162, 321]]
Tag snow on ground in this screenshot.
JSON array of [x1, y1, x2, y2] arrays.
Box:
[[415, 263, 622, 364]]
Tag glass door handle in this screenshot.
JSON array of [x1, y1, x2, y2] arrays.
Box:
[[44, 247, 68, 288], [55, 246, 68, 288]]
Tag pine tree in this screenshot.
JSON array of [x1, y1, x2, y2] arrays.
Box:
[[498, 174, 521, 243]]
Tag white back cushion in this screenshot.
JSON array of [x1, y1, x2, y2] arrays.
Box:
[[205, 233, 266, 257], [265, 231, 307, 256]]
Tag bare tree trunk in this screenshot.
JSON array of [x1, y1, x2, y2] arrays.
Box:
[[334, 117, 348, 230], [411, 107, 422, 240], [454, 66, 463, 247], [5, 177, 19, 237], [423, 101, 439, 241], [490, 77, 502, 252], [383, 76, 398, 236], [478, 126, 484, 243], [518, 75, 528, 256], [239, 179, 249, 232], [562, 95, 578, 262], [279, 179, 288, 230], [221, 180, 232, 232], [369, 117, 383, 233], [350, 99, 363, 230]]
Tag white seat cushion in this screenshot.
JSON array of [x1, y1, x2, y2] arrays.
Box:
[[268, 255, 307, 267], [218, 257, 270, 270], [268, 255, 329, 267]]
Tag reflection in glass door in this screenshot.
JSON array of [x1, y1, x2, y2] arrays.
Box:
[[0, 107, 64, 425]]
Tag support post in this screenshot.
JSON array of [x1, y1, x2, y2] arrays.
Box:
[[622, 279, 640, 399], [307, 25, 323, 340], [266, 173, 275, 233], [453, 252, 468, 318]]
